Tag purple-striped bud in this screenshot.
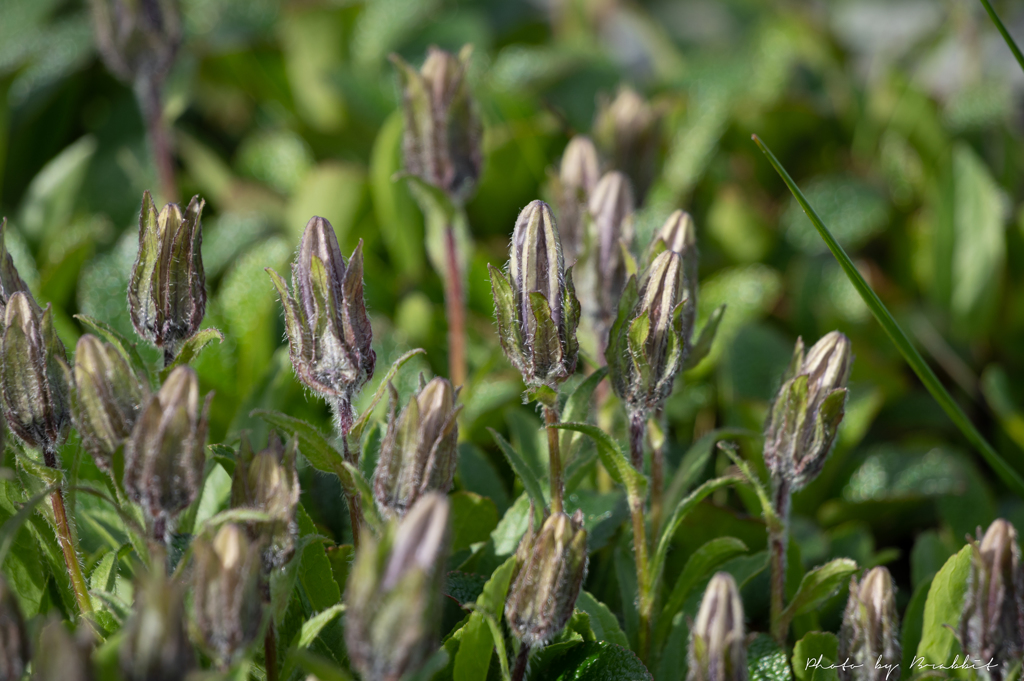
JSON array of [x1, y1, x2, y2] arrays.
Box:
[[554, 136, 601, 262], [688, 572, 747, 681], [839, 567, 901, 681], [579, 171, 635, 335]]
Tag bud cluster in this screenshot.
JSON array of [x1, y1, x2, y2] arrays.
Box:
[[231, 431, 301, 569]]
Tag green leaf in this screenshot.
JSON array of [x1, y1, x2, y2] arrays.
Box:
[[655, 537, 748, 650], [0, 485, 56, 565], [792, 632, 839, 681], [663, 429, 757, 519], [293, 603, 346, 649], [454, 557, 517, 681], [552, 422, 647, 504], [458, 443, 511, 515], [916, 545, 971, 668], [978, 0, 1024, 76], [559, 367, 608, 465], [160, 327, 224, 380], [349, 348, 427, 442], [370, 111, 424, 277], [748, 634, 794, 681], [450, 491, 500, 554], [901, 576, 933, 675], [293, 650, 355, 681], [779, 558, 858, 635], [544, 641, 652, 680], [489, 428, 548, 512], [576, 591, 630, 649], [683, 304, 725, 371], [753, 134, 1024, 498]]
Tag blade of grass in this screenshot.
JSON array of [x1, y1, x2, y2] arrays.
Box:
[[978, 0, 1024, 76], [752, 134, 1024, 499]]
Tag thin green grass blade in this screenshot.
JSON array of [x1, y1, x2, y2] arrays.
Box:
[[978, 0, 1024, 76], [752, 134, 1024, 499]]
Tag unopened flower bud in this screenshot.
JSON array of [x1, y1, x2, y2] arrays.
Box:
[[193, 523, 265, 664], [579, 171, 635, 335], [128, 191, 207, 351], [71, 334, 147, 473], [124, 365, 211, 539], [120, 564, 194, 681], [373, 377, 462, 519], [34, 619, 94, 681], [231, 432, 300, 569], [594, 86, 660, 201], [0, 574, 29, 681], [1, 292, 70, 459], [505, 509, 588, 647], [0, 218, 31, 321], [688, 572, 747, 681], [644, 210, 700, 347], [607, 251, 687, 435], [839, 567, 901, 681], [391, 45, 483, 203], [553, 136, 601, 262], [763, 331, 852, 492], [489, 200, 581, 389], [267, 217, 375, 435], [346, 493, 451, 681], [960, 519, 1024, 678], [89, 0, 182, 86]]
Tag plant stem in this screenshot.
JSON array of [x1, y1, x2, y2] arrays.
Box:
[[544, 405, 564, 515], [135, 75, 178, 203], [511, 645, 531, 681], [163, 346, 175, 369], [769, 478, 790, 644], [444, 225, 467, 388], [50, 487, 93, 618], [265, 619, 278, 681], [340, 433, 362, 550], [632, 493, 651, 662], [650, 437, 664, 545], [628, 412, 645, 470]]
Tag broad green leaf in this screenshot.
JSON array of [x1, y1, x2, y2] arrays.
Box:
[[576, 591, 630, 649], [748, 634, 793, 681], [0, 485, 55, 565], [489, 428, 548, 512], [546, 641, 653, 680], [450, 491, 499, 554], [454, 557, 517, 681], [779, 559, 857, 634], [458, 443, 511, 515], [159, 327, 224, 380], [655, 537, 748, 649], [559, 367, 608, 464], [294, 603, 346, 649], [916, 546, 971, 668], [18, 135, 96, 243], [792, 632, 839, 681], [491, 493, 533, 558], [293, 649, 355, 681], [370, 111, 424, 278], [552, 422, 647, 504]]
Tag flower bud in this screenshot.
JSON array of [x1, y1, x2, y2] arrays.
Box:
[[579, 171, 635, 334], [230, 432, 301, 569], [0, 574, 29, 681], [391, 45, 483, 203], [34, 619, 94, 681], [89, 0, 182, 85], [267, 217, 375, 435], [489, 200, 581, 389], [1, 292, 70, 458], [0, 218, 31, 321], [688, 572, 747, 681], [763, 331, 852, 492], [124, 365, 211, 539], [346, 493, 451, 681], [839, 567, 901, 681], [127, 191, 207, 351], [193, 523, 265, 665], [553, 136, 601, 263], [960, 519, 1024, 676], [644, 210, 699, 346], [505, 509, 588, 648], [120, 563, 195, 681], [594, 86, 660, 201], [607, 251, 687, 428], [71, 334, 147, 473], [373, 377, 462, 519]]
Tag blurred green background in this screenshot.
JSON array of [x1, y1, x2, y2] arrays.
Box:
[[5, 0, 1024, 633]]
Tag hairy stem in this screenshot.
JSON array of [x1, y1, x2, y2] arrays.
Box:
[[632, 494, 651, 662], [135, 75, 178, 203], [340, 433, 362, 550], [511, 645, 531, 681], [544, 404, 564, 515], [769, 478, 791, 643], [444, 226, 467, 388], [650, 437, 664, 545], [629, 412, 645, 470], [51, 487, 94, 618]]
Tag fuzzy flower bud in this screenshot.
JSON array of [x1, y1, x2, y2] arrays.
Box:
[[763, 331, 852, 492], [127, 191, 207, 351], [489, 200, 581, 389], [373, 377, 462, 519], [89, 0, 182, 85], [71, 334, 147, 473], [960, 519, 1024, 678], [505, 509, 588, 648], [594, 86, 660, 201], [391, 45, 483, 203], [268, 217, 375, 436], [124, 365, 211, 538], [193, 523, 265, 665], [230, 432, 301, 569], [1, 292, 70, 459], [346, 493, 451, 681], [839, 567, 901, 681], [0, 218, 31, 322], [120, 564, 195, 681], [0, 574, 29, 681], [688, 572, 747, 681], [553, 135, 601, 263], [579, 171, 635, 333]]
